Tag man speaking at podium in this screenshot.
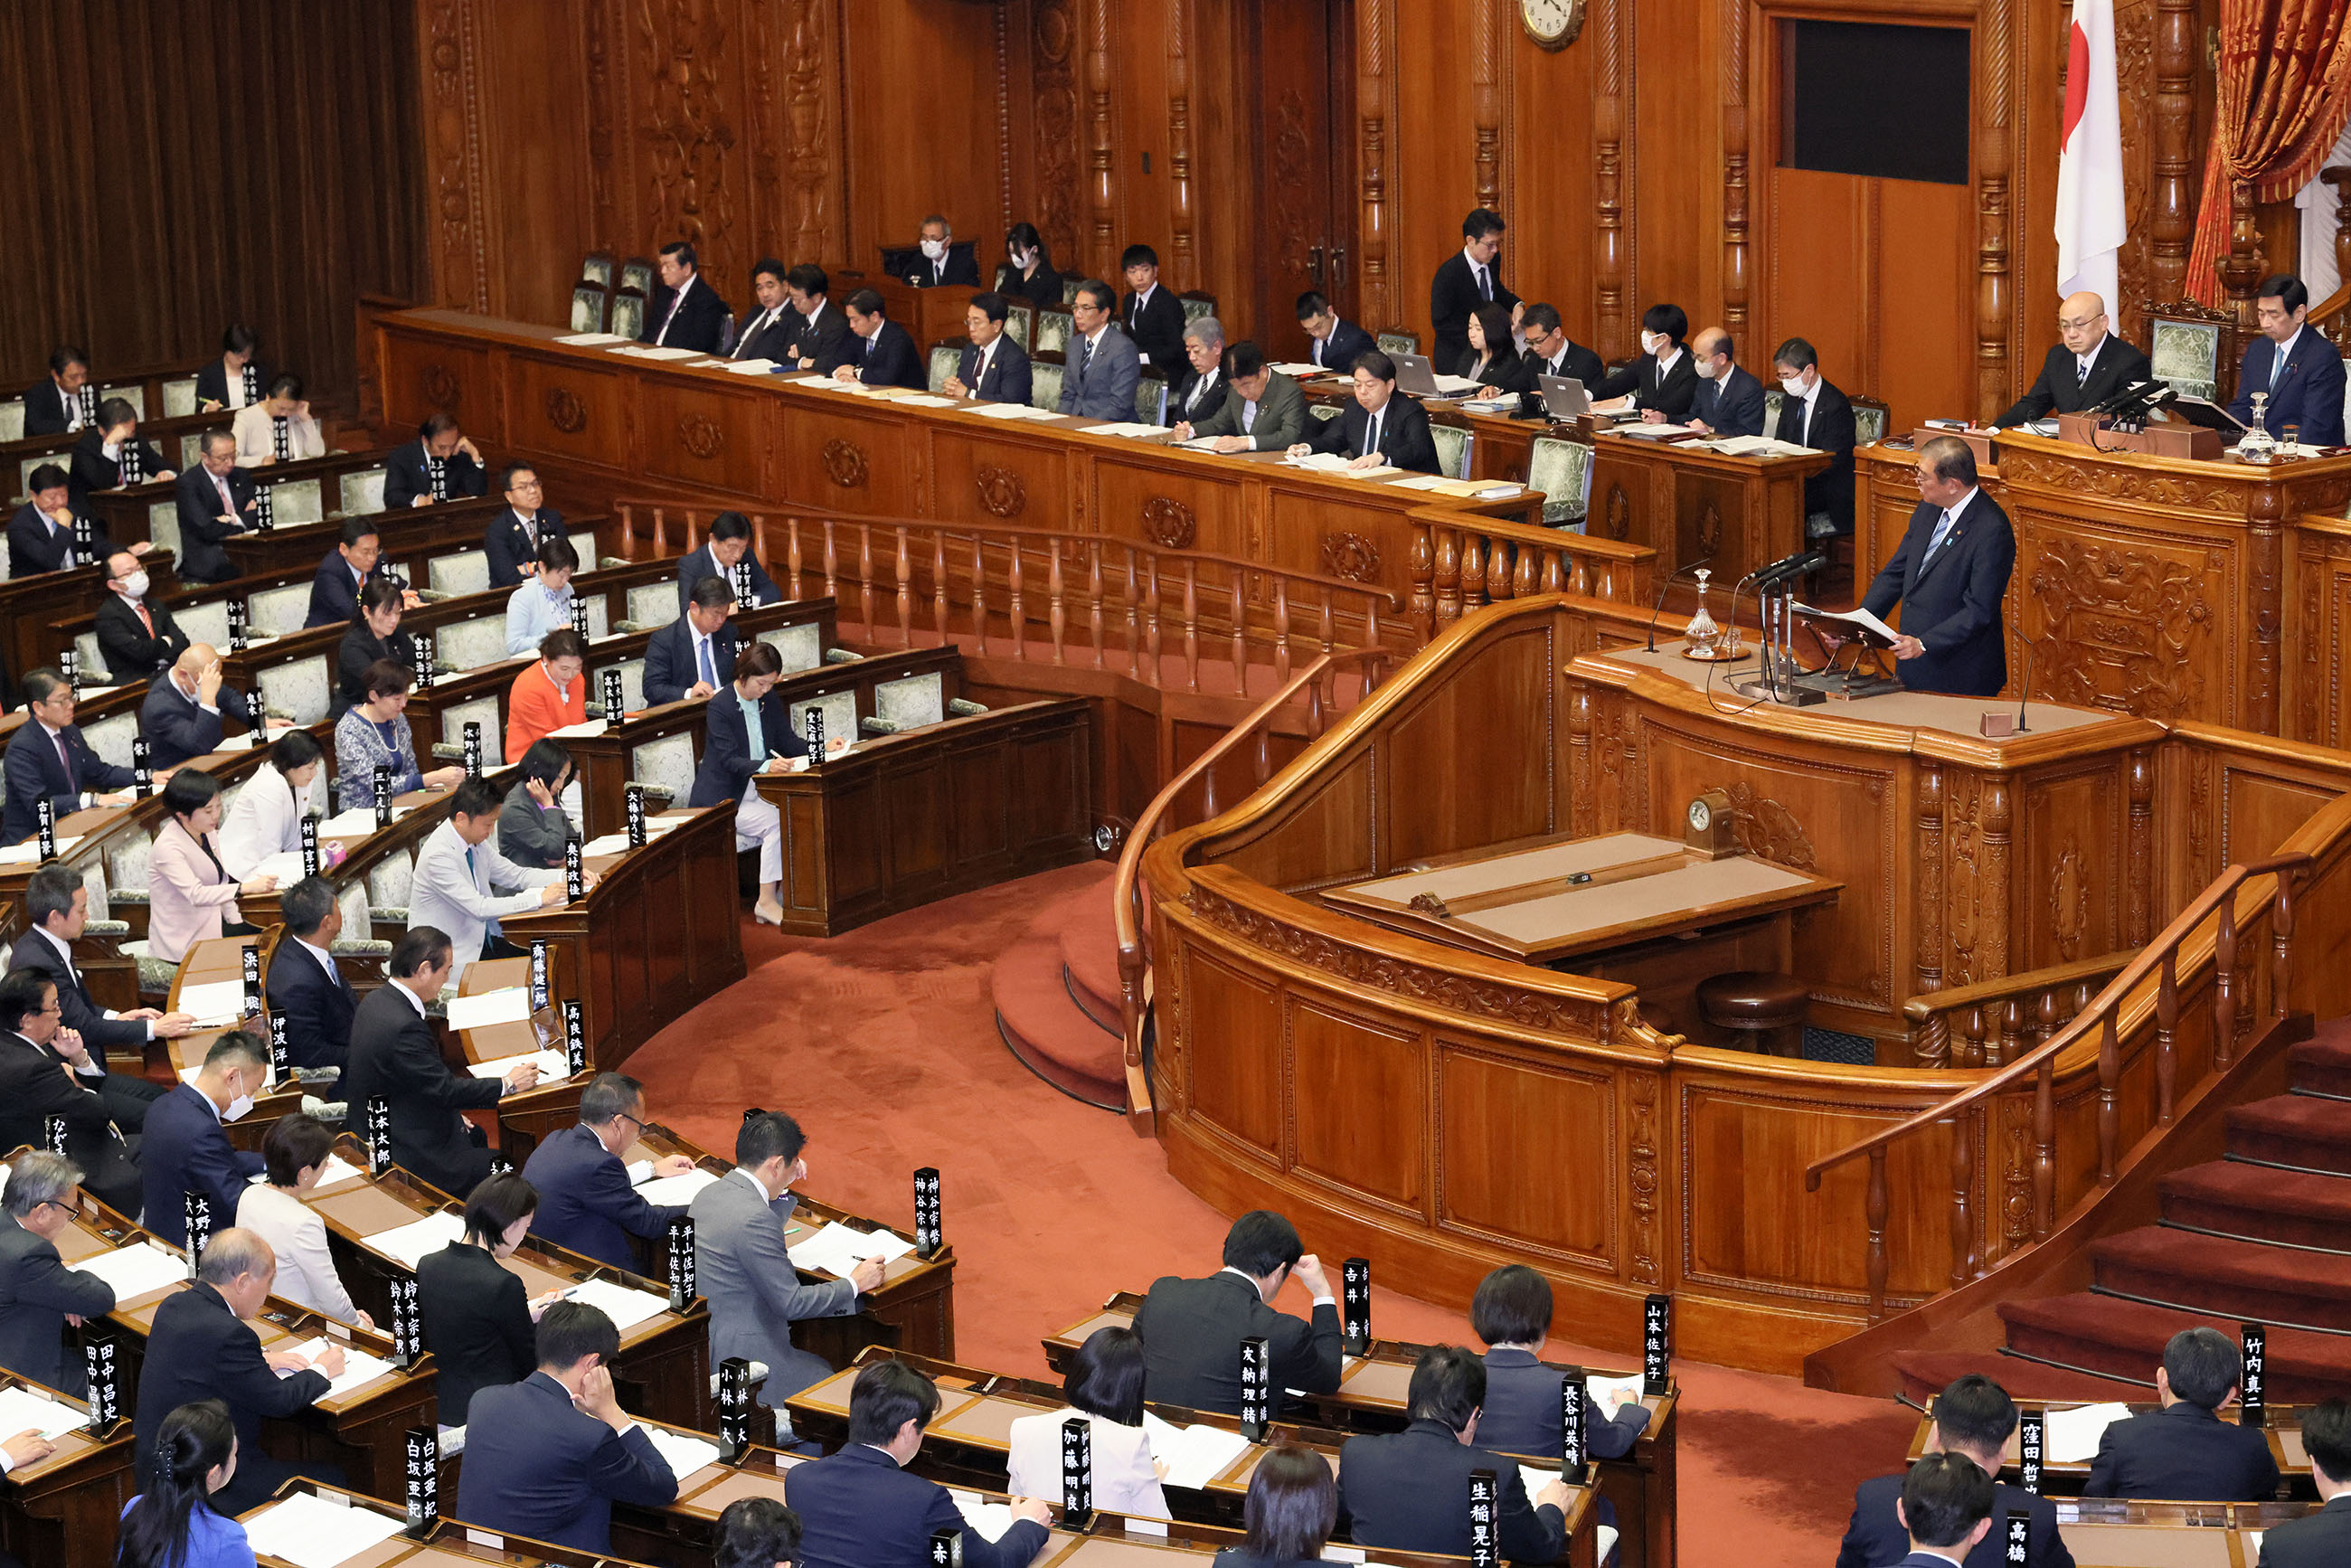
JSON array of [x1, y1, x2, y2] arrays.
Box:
[[1855, 435, 2015, 698]]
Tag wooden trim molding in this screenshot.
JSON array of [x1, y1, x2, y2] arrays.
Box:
[[1722, 0, 1750, 333], [1356, 0, 1395, 332], [1594, 0, 1630, 361], [419, 0, 491, 314], [1086, 0, 1118, 279]]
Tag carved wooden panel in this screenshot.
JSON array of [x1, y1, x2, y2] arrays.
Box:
[[777, 403, 919, 516], [1180, 949, 1286, 1161], [931, 432, 1072, 532], [377, 334, 497, 443], [2017, 765, 2127, 970], [1289, 997, 1429, 1217], [1093, 462, 1238, 557], [643, 380, 772, 496], [505, 356, 628, 467], [1378, 625, 1557, 865], [2016, 518, 2233, 726], [1438, 1044, 1618, 1267]]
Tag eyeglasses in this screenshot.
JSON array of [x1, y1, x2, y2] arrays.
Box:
[[38, 1199, 80, 1219], [2058, 314, 2103, 331]]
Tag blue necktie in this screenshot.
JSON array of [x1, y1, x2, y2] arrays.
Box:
[[698, 636, 717, 688], [468, 844, 503, 938], [1923, 511, 1957, 567]]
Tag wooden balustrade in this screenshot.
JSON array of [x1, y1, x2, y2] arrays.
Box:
[[1900, 951, 2133, 1067]]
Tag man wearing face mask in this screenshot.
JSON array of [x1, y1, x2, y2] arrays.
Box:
[[1596, 303, 1701, 422], [94, 549, 192, 682], [907, 214, 979, 288], [1767, 337, 1858, 538], [1684, 328, 1766, 438], [139, 1031, 271, 1247]]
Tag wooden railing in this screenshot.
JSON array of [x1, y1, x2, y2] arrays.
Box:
[[1808, 852, 2311, 1320], [1899, 951, 2133, 1068]]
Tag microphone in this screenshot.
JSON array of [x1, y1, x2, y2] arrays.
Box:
[[1751, 549, 1829, 590], [1645, 555, 1718, 652], [2015, 637, 2032, 733]]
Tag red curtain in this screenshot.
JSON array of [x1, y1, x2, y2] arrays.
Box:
[[2186, 0, 2351, 306]]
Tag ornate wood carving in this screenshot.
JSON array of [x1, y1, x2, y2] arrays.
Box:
[[1321, 531, 1382, 582], [819, 437, 866, 486], [584, 2, 619, 245], [775, 0, 843, 268], [2149, 0, 2199, 302], [1408, 892, 1451, 918], [2108, 1, 2160, 343], [1915, 763, 1946, 1002], [1166, 0, 1195, 290], [420, 0, 489, 314], [1141, 496, 1196, 549], [2126, 748, 2154, 945], [1085, 0, 1116, 277], [2027, 536, 2219, 722], [1593, 0, 1630, 361], [1030, 0, 1084, 265], [1947, 775, 1984, 987], [631, 0, 740, 273], [1999, 449, 2244, 515], [2248, 480, 2285, 736], [1270, 90, 1317, 315], [544, 387, 588, 434], [1627, 1070, 1662, 1286], [1356, 0, 1394, 332], [1972, 0, 2014, 422], [1567, 683, 1598, 839], [1472, 1, 1504, 213], [2047, 834, 2088, 961], [1720, 0, 1749, 331], [1983, 778, 2013, 980], [1721, 782, 1818, 871], [677, 414, 725, 460], [420, 364, 460, 411], [2000, 1096, 2034, 1253], [1696, 500, 1723, 559], [1604, 483, 1629, 541], [974, 466, 1027, 518]]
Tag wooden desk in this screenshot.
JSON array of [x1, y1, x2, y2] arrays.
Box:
[[0, 1373, 133, 1568], [78, 445, 395, 560], [221, 494, 579, 582], [242, 1480, 664, 1568], [1903, 1404, 2310, 1489]]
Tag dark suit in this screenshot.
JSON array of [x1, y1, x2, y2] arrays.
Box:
[[8, 927, 152, 1065], [305, 548, 382, 629], [1837, 1469, 2071, 1568], [194, 358, 269, 411], [644, 617, 740, 707], [1997, 335, 2155, 426], [341, 982, 505, 1198], [2229, 327, 2349, 446], [1168, 365, 1232, 427], [134, 1280, 335, 1515], [95, 593, 191, 685], [1133, 1270, 1342, 1415], [1306, 394, 1441, 475], [1058, 327, 1144, 421], [67, 430, 166, 506], [5, 503, 107, 578], [2257, 1494, 2351, 1567], [335, 626, 413, 720], [1189, 371, 1308, 450], [1860, 489, 2016, 698], [675, 544, 780, 617], [1474, 1347, 1651, 1460], [381, 439, 488, 511], [687, 685, 806, 808], [1337, 1419, 1565, 1564], [639, 274, 730, 354], [418, 1240, 535, 1427], [520, 1122, 687, 1270], [1529, 342, 1609, 395], [457, 1371, 677, 1550], [0, 1033, 140, 1216], [955, 336, 1034, 406], [1430, 253, 1521, 371], [787, 1441, 1052, 1568], [843, 320, 926, 391], [790, 302, 854, 371], [1122, 287, 1189, 372], [1690, 365, 1768, 438], [484, 506, 568, 588], [1309, 318, 1379, 376], [1768, 379, 1858, 534], [731, 305, 799, 364], [1593, 349, 1702, 422], [267, 936, 358, 1070], [1006, 264, 1066, 312], [3, 719, 135, 845], [1457, 346, 1535, 396], [2082, 1401, 2281, 1501], [173, 466, 259, 583], [0, 1210, 113, 1396], [22, 378, 90, 438], [138, 1082, 264, 1247], [905, 250, 982, 288], [139, 672, 255, 769]]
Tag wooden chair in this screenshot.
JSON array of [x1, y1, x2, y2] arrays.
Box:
[[581, 251, 617, 288], [1527, 435, 1593, 530], [2140, 297, 2243, 406], [1376, 327, 1421, 358]]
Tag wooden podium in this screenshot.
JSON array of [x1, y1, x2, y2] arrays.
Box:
[[2053, 410, 2224, 461]]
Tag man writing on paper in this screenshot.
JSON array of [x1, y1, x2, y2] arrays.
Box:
[[406, 778, 578, 981], [1849, 436, 2014, 698], [1175, 344, 1307, 453], [1134, 1209, 1343, 1414], [1285, 351, 1440, 475], [519, 1072, 697, 1270], [12, 864, 193, 1097]]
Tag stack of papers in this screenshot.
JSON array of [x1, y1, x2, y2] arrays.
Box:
[[2042, 1402, 2131, 1463], [1424, 373, 1485, 395], [1079, 420, 1173, 439], [364, 1210, 467, 1270], [792, 375, 854, 391], [445, 987, 533, 1032], [175, 980, 251, 1028], [634, 1167, 722, 1205], [547, 719, 610, 739], [644, 1426, 722, 1479], [892, 394, 957, 408], [248, 851, 308, 883], [568, 1277, 670, 1333], [1392, 475, 1523, 498], [241, 1491, 407, 1568], [1708, 434, 1816, 458], [555, 331, 628, 346], [0, 1386, 86, 1441], [71, 1242, 187, 1301], [1789, 602, 1899, 644], [581, 832, 638, 856], [1613, 421, 1696, 439], [311, 1153, 366, 1189], [315, 808, 393, 836], [965, 401, 1059, 420], [1141, 1411, 1249, 1489], [613, 345, 702, 361], [0, 836, 82, 866], [723, 358, 779, 374], [467, 1048, 572, 1085], [275, 1337, 393, 1400], [787, 1221, 916, 1277], [1268, 362, 1327, 376], [1585, 1373, 1646, 1412], [948, 1491, 1024, 1544]]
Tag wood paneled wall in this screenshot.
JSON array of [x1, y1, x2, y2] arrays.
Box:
[[0, 1, 426, 405]]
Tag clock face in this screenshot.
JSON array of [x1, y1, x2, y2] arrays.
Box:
[[1688, 798, 1712, 831], [1520, 0, 1585, 48]]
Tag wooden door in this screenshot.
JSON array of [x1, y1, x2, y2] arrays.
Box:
[[1250, 0, 1355, 364]]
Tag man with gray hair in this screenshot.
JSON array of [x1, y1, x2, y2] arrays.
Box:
[[1167, 315, 1229, 427], [1852, 432, 2014, 697], [519, 1072, 700, 1270], [134, 1227, 345, 1513], [137, 1031, 269, 1248], [0, 1151, 115, 1397], [266, 875, 358, 1071]]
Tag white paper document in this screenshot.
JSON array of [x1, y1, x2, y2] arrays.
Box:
[[71, 1242, 188, 1302], [722, 358, 779, 374], [276, 1337, 393, 1401], [1268, 362, 1327, 376], [1079, 421, 1172, 439], [0, 836, 82, 866], [444, 987, 533, 1032], [1141, 1410, 1249, 1489], [248, 851, 308, 884], [643, 1424, 722, 1479], [786, 1221, 916, 1278], [1613, 422, 1696, 439], [175, 980, 251, 1027], [579, 833, 637, 857], [315, 808, 392, 836], [1789, 601, 1901, 645], [965, 401, 1058, 420], [0, 1385, 87, 1440], [567, 1277, 670, 1334], [2041, 1401, 2131, 1464], [1425, 373, 1485, 394], [311, 1154, 365, 1189], [1283, 452, 1355, 472], [547, 719, 610, 739], [1586, 1373, 1647, 1413], [791, 375, 854, 391], [894, 394, 957, 408], [555, 332, 628, 345], [1708, 434, 1816, 458], [467, 1048, 572, 1085], [633, 1167, 722, 1206], [949, 1491, 1023, 1544], [627, 345, 702, 361], [241, 1490, 407, 1568], [364, 1210, 467, 1270]]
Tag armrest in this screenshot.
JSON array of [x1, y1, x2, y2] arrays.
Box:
[[82, 919, 132, 938]]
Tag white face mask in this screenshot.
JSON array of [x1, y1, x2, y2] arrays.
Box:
[[121, 570, 149, 600], [919, 239, 947, 261], [1780, 374, 1808, 398], [1015, 248, 1037, 269], [223, 1078, 255, 1121], [1641, 332, 1663, 354]]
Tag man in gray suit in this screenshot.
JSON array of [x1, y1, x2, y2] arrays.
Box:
[[690, 1110, 882, 1426], [1056, 279, 1142, 421], [1175, 342, 1308, 451], [0, 1152, 116, 1397]]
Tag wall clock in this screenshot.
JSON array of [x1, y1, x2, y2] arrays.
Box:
[[1520, 0, 1587, 51]]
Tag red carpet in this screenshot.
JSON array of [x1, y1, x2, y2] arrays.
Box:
[[626, 865, 1921, 1568]]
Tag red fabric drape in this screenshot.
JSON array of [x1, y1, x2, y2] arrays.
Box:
[[2185, 0, 2351, 306]]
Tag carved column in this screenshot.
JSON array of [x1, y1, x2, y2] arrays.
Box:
[[417, 0, 490, 314], [1915, 764, 1947, 1002], [1472, 0, 1503, 213], [1972, 0, 2015, 422], [2148, 0, 2199, 301], [1030, 0, 1083, 265], [2219, 183, 2267, 326], [1721, 0, 1749, 331], [1356, 0, 1394, 331], [1086, 0, 1117, 277], [2249, 479, 2284, 734], [2127, 748, 2155, 945], [1983, 778, 2013, 981], [1166, 0, 1196, 290], [1594, 0, 1630, 359]]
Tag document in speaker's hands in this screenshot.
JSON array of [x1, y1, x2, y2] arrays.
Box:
[[1791, 602, 1900, 645]]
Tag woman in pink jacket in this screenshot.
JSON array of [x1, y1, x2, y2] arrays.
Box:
[[146, 769, 279, 963]]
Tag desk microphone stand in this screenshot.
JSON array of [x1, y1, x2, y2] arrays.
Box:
[[1729, 583, 1826, 706]]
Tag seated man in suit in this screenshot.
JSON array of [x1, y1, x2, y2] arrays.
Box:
[[483, 465, 568, 588], [0, 969, 143, 1216], [942, 292, 1034, 405], [69, 397, 174, 505], [1176, 342, 1308, 452], [1885, 1454, 1997, 1568], [3, 667, 138, 845], [1996, 291, 2152, 427], [174, 430, 260, 584], [785, 1357, 1051, 1568], [343, 926, 541, 1198], [833, 288, 926, 390], [8, 464, 131, 578], [1287, 350, 1440, 474], [649, 576, 743, 704], [1430, 208, 1521, 371], [267, 877, 358, 1072], [2084, 1326, 2281, 1500], [2228, 272, 2348, 446], [905, 213, 981, 288], [1336, 1346, 1573, 1563], [231, 373, 325, 467], [382, 411, 489, 510], [519, 1072, 697, 1270], [13, 864, 192, 1095], [783, 263, 853, 371], [141, 645, 260, 769], [1836, 1373, 2072, 1568], [0, 1151, 116, 1397], [1853, 435, 2015, 699], [1057, 280, 1143, 420], [139, 1030, 269, 1246], [1770, 336, 1859, 537], [732, 258, 799, 364], [306, 518, 407, 628], [1594, 302, 1701, 422], [22, 346, 93, 437], [1519, 302, 1607, 392], [1134, 1208, 1341, 1413], [2260, 1401, 2351, 1567], [1685, 327, 1767, 438], [675, 510, 783, 617], [456, 1300, 680, 1552], [96, 549, 192, 681], [1297, 290, 1376, 377], [409, 779, 571, 981], [691, 1110, 881, 1414], [133, 1228, 345, 1514], [1166, 315, 1229, 427], [195, 323, 266, 411], [641, 241, 730, 354], [1468, 1264, 1650, 1460]]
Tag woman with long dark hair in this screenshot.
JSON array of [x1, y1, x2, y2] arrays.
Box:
[[1215, 1443, 1338, 1566], [116, 1399, 252, 1568], [1000, 222, 1065, 311]]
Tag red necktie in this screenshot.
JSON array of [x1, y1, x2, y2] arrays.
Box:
[[136, 601, 154, 635], [53, 732, 75, 791]]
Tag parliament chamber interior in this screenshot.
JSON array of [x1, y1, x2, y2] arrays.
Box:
[[4, 2, 2351, 1567]]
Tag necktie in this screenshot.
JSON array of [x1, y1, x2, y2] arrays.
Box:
[[2271, 346, 2287, 393], [1314, 338, 1325, 368], [272, 417, 290, 460], [53, 732, 75, 791], [2076, 359, 2091, 387], [1366, 411, 1383, 459], [1242, 401, 1257, 434], [698, 636, 717, 688], [656, 282, 686, 345], [1477, 265, 1493, 303], [863, 333, 873, 359], [135, 600, 153, 636], [1924, 510, 1958, 566], [1081, 335, 1095, 376], [1190, 374, 1211, 412], [213, 473, 234, 519], [1798, 397, 1811, 446]]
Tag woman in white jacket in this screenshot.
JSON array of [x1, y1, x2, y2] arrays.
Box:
[[1006, 1325, 1170, 1516], [218, 729, 326, 879]]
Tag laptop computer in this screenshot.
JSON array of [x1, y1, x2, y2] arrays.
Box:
[[1392, 353, 1443, 398], [1537, 373, 1592, 418]]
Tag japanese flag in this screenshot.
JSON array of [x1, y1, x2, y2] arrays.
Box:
[[2055, 0, 2127, 306]]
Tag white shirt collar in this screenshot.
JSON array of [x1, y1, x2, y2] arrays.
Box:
[[733, 1165, 781, 1204], [1461, 243, 1487, 274], [1941, 486, 1980, 525], [2076, 335, 2108, 375], [389, 978, 428, 1015], [1799, 376, 1822, 407], [297, 935, 337, 976], [1654, 345, 1685, 376], [1082, 323, 1111, 348], [33, 925, 72, 968], [1133, 283, 1157, 307], [2276, 325, 2305, 365]]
